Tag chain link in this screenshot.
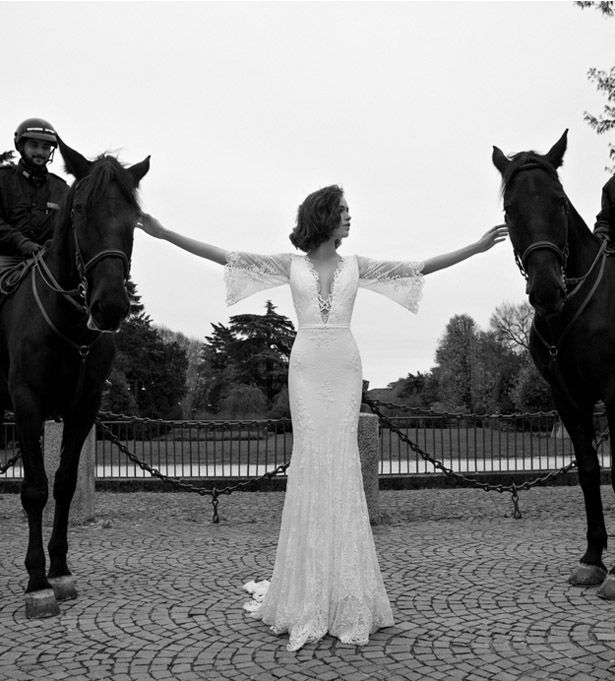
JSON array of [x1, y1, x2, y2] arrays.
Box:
[[2, 406, 609, 523], [0, 449, 22, 475], [94, 418, 289, 523], [363, 396, 610, 519]]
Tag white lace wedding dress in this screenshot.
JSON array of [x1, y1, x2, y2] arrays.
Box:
[[225, 252, 424, 651]]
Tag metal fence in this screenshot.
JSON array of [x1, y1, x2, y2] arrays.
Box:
[[378, 412, 608, 475], [1, 411, 610, 481]]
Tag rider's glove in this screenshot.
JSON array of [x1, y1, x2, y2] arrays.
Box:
[[17, 239, 42, 257], [594, 226, 612, 243]]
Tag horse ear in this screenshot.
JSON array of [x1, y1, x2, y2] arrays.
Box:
[[492, 145, 510, 174], [128, 156, 150, 187], [545, 129, 568, 169], [56, 137, 92, 180]]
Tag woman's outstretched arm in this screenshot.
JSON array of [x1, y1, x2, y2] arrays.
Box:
[[422, 224, 507, 275], [137, 213, 228, 265]]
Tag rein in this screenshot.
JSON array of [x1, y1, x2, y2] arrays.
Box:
[[27, 176, 132, 413], [532, 239, 609, 355], [30, 254, 103, 414], [531, 238, 610, 413], [506, 161, 610, 413]]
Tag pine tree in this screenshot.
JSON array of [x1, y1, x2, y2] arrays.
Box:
[[196, 301, 296, 414]]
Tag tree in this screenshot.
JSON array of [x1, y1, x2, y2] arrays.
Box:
[[197, 322, 238, 413], [510, 364, 555, 413], [228, 301, 296, 402], [434, 314, 477, 411], [576, 1, 615, 171], [101, 281, 189, 418], [156, 325, 203, 418], [0, 151, 15, 167], [386, 371, 439, 409], [432, 312, 528, 414], [470, 330, 525, 414], [218, 384, 268, 419], [196, 301, 296, 415], [490, 302, 533, 354]]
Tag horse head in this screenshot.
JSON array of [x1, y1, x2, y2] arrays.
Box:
[[57, 138, 150, 332], [492, 130, 570, 317]]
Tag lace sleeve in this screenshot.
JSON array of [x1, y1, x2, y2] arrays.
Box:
[[357, 255, 424, 313], [224, 252, 291, 305]]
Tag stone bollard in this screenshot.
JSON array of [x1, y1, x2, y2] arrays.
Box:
[[358, 413, 380, 525], [43, 421, 95, 526]]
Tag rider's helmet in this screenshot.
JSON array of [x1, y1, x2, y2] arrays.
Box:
[[14, 118, 58, 150]]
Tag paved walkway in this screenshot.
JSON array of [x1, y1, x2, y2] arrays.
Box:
[[1, 485, 615, 681]]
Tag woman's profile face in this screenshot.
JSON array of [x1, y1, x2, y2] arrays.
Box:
[[332, 196, 351, 241]]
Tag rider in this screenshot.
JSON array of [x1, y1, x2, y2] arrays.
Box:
[[0, 118, 69, 264], [593, 173, 615, 242]]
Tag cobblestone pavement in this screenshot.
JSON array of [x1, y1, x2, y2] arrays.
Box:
[[1, 485, 615, 681]]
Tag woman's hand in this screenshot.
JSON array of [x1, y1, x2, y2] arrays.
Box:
[[137, 213, 167, 239], [135, 213, 228, 264], [475, 224, 508, 252]]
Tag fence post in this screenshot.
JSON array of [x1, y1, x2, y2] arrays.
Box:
[[43, 421, 96, 526], [358, 413, 380, 525]]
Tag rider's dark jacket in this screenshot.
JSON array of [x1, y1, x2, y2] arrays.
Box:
[[594, 175, 615, 240], [0, 160, 69, 255]]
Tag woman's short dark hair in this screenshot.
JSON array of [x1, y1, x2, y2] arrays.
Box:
[[289, 184, 344, 252]]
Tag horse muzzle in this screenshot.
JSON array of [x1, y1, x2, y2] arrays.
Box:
[[86, 315, 120, 333], [86, 289, 130, 333], [527, 277, 566, 317]]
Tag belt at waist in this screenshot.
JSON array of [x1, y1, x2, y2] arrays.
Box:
[[298, 324, 350, 329]]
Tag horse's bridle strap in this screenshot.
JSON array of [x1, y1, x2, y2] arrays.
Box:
[[520, 240, 567, 268], [81, 249, 130, 276]]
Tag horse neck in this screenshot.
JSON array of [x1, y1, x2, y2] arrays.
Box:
[[44, 214, 80, 291], [564, 200, 599, 280]]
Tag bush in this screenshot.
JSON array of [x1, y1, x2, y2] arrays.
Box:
[[218, 384, 268, 420]]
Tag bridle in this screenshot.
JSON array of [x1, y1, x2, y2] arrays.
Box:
[[28, 175, 135, 412], [506, 162, 570, 289], [70, 176, 131, 305], [505, 161, 610, 413]]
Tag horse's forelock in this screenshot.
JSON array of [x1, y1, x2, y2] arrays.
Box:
[[500, 151, 561, 198], [83, 155, 141, 212], [51, 155, 140, 243]]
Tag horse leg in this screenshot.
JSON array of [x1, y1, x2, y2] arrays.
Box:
[[596, 399, 615, 600], [14, 397, 59, 617], [559, 404, 608, 587], [47, 410, 97, 601]]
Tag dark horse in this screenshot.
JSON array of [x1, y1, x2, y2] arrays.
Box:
[[0, 140, 149, 617], [493, 130, 615, 600]]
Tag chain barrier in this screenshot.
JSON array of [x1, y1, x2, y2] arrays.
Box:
[[0, 449, 21, 475], [97, 410, 292, 430], [93, 417, 290, 523], [2, 404, 610, 521], [363, 395, 610, 518]]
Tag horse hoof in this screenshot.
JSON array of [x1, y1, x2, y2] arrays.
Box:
[[597, 574, 615, 600], [25, 588, 60, 618], [568, 563, 607, 586], [48, 576, 77, 601]]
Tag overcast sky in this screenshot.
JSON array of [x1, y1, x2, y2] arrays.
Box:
[[2, 0, 613, 387]]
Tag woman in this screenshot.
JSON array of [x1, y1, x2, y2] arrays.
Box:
[[138, 185, 506, 651]]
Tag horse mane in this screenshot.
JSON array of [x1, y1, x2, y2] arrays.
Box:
[[499, 151, 562, 198], [500, 149, 591, 235], [54, 154, 141, 240], [83, 154, 141, 212]]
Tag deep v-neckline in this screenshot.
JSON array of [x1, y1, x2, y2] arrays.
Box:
[[304, 255, 345, 323], [304, 255, 345, 300]]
